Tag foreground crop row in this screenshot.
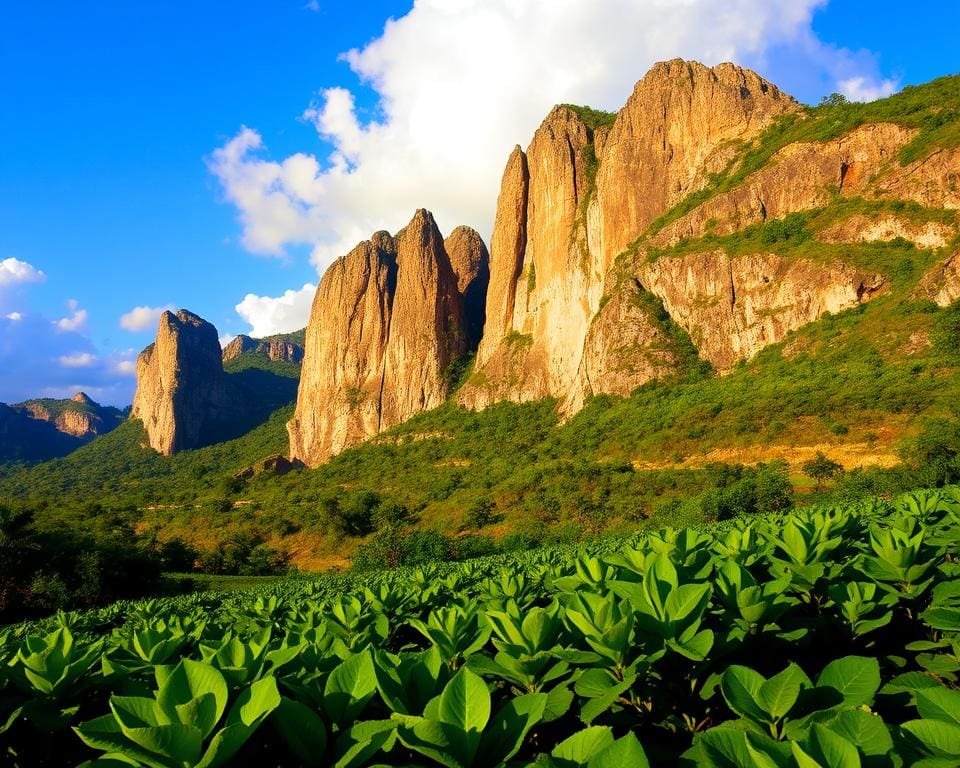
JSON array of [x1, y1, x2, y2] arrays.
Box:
[[2, 488, 960, 766]]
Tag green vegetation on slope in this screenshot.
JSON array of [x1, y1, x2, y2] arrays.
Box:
[[3, 288, 959, 567], [559, 103, 618, 130]]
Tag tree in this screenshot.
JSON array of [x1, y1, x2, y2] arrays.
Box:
[[465, 499, 500, 530], [819, 92, 849, 107], [802, 451, 843, 491]]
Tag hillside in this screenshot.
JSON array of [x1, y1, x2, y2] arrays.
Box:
[[3, 62, 960, 571], [0, 392, 125, 463]]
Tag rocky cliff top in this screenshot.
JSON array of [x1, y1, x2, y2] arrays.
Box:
[[222, 334, 305, 365]]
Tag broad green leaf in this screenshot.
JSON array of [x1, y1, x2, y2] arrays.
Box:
[[816, 657, 880, 708], [801, 723, 861, 768], [901, 719, 960, 757], [550, 726, 614, 765], [916, 687, 960, 726], [587, 732, 650, 768], [479, 692, 547, 766], [196, 678, 280, 768], [334, 719, 397, 768], [437, 667, 491, 766], [397, 717, 460, 768], [120, 722, 204, 765], [757, 663, 805, 720], [827, 710, 892, 757], [688, 726, 786, 768], [74, 716, 174, 768], [272, 696, 327, 767], [156, 660, 228, 738], [664, 583, 712, 624], [324, 651, 377, 726], [720, 666, 768, 723]]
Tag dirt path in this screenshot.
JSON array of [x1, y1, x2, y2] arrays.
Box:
[[632, 441, 899, 472]]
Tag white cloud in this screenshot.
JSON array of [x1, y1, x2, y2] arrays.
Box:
[[56, 299, 88, 332], [210, 0, 900, 279], [114, 359, 137, 376], [5, 312, 22, 321], [0, 257, 45, 287], [119, 304, 174, 332], [838, 75, 900, 102], [59, 352, 96, 368], [235, 283, 316, 337], [219, 333, 237, 348]]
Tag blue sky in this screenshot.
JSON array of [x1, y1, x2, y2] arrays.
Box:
[[1, 1, 958, 406]]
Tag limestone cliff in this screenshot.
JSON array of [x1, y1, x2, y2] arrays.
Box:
[[131, 310, 237, 455], [635, 252, 886, 371], [288, 209, 476, 466], [222, 334, 304, 365], [461, 60, 799, 411]]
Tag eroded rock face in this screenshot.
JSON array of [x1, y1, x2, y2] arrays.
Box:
[[566, 281, 685, 413], [594, 59, 798, 264], [920, 254, 960, 307], [15, 391, 123, 441], [222, 335, 304, 364], [462, 106, 598, 409], [818, 215, 954, 249], [288, 209, 475, 466], [651, 123, 919, 246], [636, 252, 886, 370], [131, 310, 236, 455], [462, 60, 798, 411]]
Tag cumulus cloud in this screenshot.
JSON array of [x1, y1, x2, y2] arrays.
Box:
[[119, 304, 174, 332], [838, 75, 900, 102], [210, 0, 899, 281], [0, 257, 45, 287], [235, 283, 316, 337], [59, 352, 96, 367], [56, 299, 89, 332], [114, 359, 137, 376]]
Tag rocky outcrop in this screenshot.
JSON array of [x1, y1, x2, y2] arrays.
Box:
[[131, 310, 237, 455], [651, 123, 919, 246], [16, 392, 123, 441], [463, 106, 597, 409], [461, 60, 799, 411], [222, 335, 304, 365], [873, 147, 960, 211], [566, 281, 687, 413], [594, 59, 798, 263], [919, 254, 960, 307], [235, 454, 304, 480], [635, 252, 886, 370], [818, 215, 954, 249], [288, 210, 476, 466]]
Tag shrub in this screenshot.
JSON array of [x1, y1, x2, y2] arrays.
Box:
[[465, 498, 500, 530]]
